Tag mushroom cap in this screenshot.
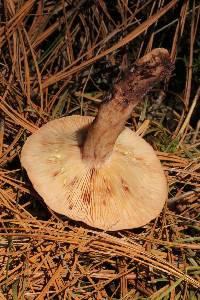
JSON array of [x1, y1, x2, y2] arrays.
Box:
[[21, 116, 167, 231]]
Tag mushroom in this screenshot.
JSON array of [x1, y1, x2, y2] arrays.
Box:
[[21, 48, 173, 231]]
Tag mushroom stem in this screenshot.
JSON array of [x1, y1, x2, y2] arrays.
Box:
[[82, 48, 173, 164]]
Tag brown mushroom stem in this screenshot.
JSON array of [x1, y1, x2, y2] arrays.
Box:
[[82, 48, 173, 164]]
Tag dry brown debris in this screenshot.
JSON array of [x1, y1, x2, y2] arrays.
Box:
[[0, 0, 200, 299]]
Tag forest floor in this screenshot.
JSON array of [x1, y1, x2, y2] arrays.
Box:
[[0, 0, 200, 299]]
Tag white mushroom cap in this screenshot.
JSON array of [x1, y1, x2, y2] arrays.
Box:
[[21, 115, 167, 231]]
